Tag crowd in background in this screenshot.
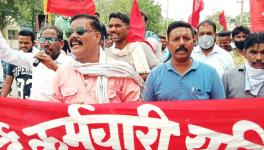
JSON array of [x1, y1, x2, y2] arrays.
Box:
[[0, 11, 263, 104]]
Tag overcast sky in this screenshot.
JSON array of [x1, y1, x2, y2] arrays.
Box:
[[154, 0, 250, 21]]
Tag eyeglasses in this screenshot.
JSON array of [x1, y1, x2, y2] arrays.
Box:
[[39, 37, 59, 44], [65, 26, 95, 38]]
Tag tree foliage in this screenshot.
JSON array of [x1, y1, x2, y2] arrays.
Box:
[[0, 0, 42, 31], [0, 0, 19, 30], [0, 0, 166, 34], [205, 11, 251, 32], [95, 0, 166, 34]]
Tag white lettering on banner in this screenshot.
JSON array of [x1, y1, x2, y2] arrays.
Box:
[[22, 104, 180, 149], [0, 122, 23, 150], [186, 120, 264, 149]]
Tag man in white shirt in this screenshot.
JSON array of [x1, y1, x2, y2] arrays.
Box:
[[192, 20, 234, 77], [0, 25, 71, 101]]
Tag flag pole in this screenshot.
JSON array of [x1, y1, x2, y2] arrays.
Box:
[[166, 0, 169, 29]]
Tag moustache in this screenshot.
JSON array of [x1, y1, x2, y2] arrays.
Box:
[[70, 39, 83, 47], [175, 46, 188, 52]]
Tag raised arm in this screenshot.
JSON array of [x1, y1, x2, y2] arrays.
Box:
[[0, 32, 34, 69]]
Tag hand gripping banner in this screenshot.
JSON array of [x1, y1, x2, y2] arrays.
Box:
[[0, 97, 264, 149]]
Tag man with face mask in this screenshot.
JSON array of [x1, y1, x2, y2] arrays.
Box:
[[223, 32, 264, 98], [230, 26, 250, 66], [192, 20, 234, 77], [0, 26, 71, 101]]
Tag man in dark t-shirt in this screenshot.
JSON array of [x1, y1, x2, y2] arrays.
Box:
[[1, 30, 35, 99], [6, 64, 32, 98]]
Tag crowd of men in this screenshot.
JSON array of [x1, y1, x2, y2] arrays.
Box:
[[0, 11, 263, 104]]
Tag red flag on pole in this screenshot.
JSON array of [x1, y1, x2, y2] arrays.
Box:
[[126, 0, 155, 52], [219, 11, 227, 30], [47, 0, 96, 17], [127, 0, 145, 43], [190, 0, 204, 28], [250, 0, 264, 32]]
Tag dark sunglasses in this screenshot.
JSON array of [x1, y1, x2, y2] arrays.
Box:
[[65, 26, 95, 38], [39, 37, 59, 44]]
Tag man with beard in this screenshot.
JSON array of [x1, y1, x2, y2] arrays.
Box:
[[0, 26, 71, 101], [105, 12, 159, 80], [51, 14, 142, 104], [143, 21, 225, 101], [192, 20, 234, 77], [1, 30, 36, 99], [223, 32, 264, 98], [230, 26, 250, 66]]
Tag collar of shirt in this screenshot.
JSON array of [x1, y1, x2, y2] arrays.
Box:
[[193, 45, 223, 55], [54, 51, 71, 65], [165, 58, 199, 74]]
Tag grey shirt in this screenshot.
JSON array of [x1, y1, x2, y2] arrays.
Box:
[[222, 65, 264, 98]]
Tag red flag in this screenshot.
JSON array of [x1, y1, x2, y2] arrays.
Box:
[[47, 0, 96, 17], [250, 0, 264, 32], [190, 0, 204, 28], [219, 11, 227, 30], [127, 0, 145, 43]]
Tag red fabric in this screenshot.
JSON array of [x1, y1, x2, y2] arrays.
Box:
[[127, 0, 145, 43], [190, 0, 204, 28], [219, 11, 227, 30], [47, 0, 96, 17], [250, 0, 264, 32], [0, 97, 264, 149]]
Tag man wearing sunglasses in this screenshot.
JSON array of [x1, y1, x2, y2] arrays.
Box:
[[51, 14, 142, 104], [0, 26, 71, 101]]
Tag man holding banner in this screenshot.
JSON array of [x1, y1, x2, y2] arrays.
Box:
[[52, 14, 142, 104], [143, 21, 225, 101]]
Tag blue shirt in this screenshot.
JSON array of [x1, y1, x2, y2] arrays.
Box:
[[143, 59, 225, 101]]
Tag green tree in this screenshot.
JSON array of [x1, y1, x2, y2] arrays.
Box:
[[95, 0, 165, 34], [205, 11, 232, 32], [16, 0, 43, 31], [0, 0, 20, 31], [235, 12, 250, 26], [0, 0, 43, 31]]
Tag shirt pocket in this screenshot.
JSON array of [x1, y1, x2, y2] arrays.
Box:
[[61, 87, 78, 103], [192, 89, 209, 100]]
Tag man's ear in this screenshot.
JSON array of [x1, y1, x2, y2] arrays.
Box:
[[59, 40, 65, 49], [95, 31, 102, 44]]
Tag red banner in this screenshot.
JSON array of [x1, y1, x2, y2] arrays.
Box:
[[0, 97, 264, 149], [250, 0, 264, 32], [47, 0, 96, 16], [127, 0, 145, 43], [219, 11, 227, 30], [189, 0, 204, 28]]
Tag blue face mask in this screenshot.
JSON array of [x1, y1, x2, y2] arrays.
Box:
[[198, 35, 215, 49]]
